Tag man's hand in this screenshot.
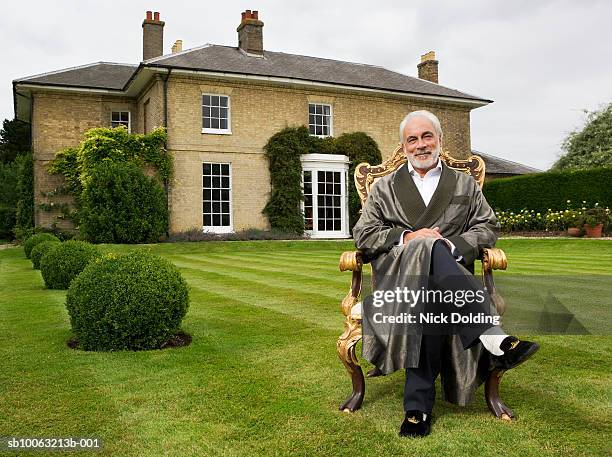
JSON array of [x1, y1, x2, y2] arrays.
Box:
[[402, 227, 443, 244]]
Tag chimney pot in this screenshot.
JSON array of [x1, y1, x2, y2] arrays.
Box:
[[241, 12, 246, 21], [171, 39, 183, 53], [153, 11, 160, 21], [146, 11, 152, 20], [246, 9, 252, 17], [417, 50, 439, 84], [252, 10, 258, 19]]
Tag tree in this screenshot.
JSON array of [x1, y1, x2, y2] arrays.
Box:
[[0, 119, 30, 163], [552, 103, 612, 170]]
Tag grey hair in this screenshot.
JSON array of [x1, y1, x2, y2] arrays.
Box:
[[399, 110, 443, 143]]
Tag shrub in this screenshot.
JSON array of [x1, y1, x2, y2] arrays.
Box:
[[66, 251, 189, 351], [483, 167, 612, 213], [166, 227, 307, 242], [0, 206, 16, 240], [553, 103, 612, 170], [47, 127, 170, 229], [0, 159, 19, 239], [333, 132, 382, 231], [79, 161, 168, 243], [40, 240, 99, 289], [262, 127, 381, 234], [14, 153, 34, 237], [23, 233, 60, 258], [263, 127, 312, 234], [30, 240, 61, 269]]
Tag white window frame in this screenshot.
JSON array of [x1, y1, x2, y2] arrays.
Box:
[[308, 103, 333, 138], [111, 111, 130, 132], [202, 94, 232, 135], [202, 162, 233, 233], [300, 154, 349, 239]]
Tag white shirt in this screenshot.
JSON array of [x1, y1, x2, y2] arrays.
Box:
[[398, 159, 462, 261], [407, 159, 442, 206]]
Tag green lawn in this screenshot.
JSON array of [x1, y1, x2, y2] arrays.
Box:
[[0, 239, 610, 456]]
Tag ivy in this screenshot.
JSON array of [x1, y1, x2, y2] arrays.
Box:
[[47, 127, 170, 227], [333, 132, 382, 230], [263, 127, 381, 234]]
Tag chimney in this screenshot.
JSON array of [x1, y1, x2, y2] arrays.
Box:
[[417, 51, 439, 84], [142, 11, 165, 60], [172, 39, 183, 53], [237, 10, 264, 56]]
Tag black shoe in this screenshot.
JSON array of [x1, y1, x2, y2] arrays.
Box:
[[492, 336, 540, 371], [399, 410, 431, 438]]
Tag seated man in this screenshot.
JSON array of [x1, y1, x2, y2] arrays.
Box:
[[352, 110, 539, 438]]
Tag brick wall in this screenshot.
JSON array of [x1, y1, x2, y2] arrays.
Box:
[[165, 74, 472, 233], [30, 74, 473, 233], [31, 91, 137, 228]]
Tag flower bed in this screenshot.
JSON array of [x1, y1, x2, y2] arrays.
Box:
[[496, 201, 610, 234]]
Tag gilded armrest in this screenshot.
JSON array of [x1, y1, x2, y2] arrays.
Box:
[[339, 251, 363, 316], [481, 247, 508, 315]]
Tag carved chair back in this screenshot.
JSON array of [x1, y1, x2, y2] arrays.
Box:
[[354, 145, 486, 205]]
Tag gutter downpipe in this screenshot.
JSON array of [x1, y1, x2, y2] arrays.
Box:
[[162, 68, 172, 239]]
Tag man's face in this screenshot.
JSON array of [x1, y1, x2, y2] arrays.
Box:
[[402, 116, 441, 173]]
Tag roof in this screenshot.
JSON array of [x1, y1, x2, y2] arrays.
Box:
[[15, 62, 137, 90], [473, 150, 542, 175], [144, 45, 490, 103], [14, 45, 491, 103]]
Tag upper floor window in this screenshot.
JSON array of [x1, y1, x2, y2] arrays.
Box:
[[308, 103, 332, 137], [202, 95, 231, 134], [111, 111, 130, 131]]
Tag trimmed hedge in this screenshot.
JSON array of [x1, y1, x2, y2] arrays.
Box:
[[30, 240, 61, 269], [23, 233, 60, 258], [40, 240, 100, 289], [79, 161, 168, 243], [66, 251, 189, 351], [483, 166, 612, 212]]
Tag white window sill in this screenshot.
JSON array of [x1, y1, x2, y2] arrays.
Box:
[[202, 128, 232, 135]]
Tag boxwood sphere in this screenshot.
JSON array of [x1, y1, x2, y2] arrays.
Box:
[[30, 240, 61, 269], [66, 251, 189, 351], [23, 233, 60, 259], [40, 240, 100, 289]]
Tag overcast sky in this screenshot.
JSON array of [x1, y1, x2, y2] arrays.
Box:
[[2, 0, 610, 169]]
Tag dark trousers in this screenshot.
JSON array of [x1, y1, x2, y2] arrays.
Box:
[[404, 240, 496, 413]]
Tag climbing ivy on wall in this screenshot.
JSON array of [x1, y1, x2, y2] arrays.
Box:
[[46, 127, 170, 241], [263, 126, 382, 235]]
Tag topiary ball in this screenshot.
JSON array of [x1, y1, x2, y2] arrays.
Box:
[[66, 251, 189, 351], [23, 233, 60, 259], [40, 240, 100, 289], [30, 240, 61, 270]]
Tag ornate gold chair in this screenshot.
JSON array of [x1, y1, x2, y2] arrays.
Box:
[[337, 145, 514, 420]]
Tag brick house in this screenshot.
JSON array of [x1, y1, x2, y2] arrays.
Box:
[[13, 10, 491, 238]]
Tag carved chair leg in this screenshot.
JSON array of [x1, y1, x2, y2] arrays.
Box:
[[485, 369, 515, 420], [337, 315, 365, 412]]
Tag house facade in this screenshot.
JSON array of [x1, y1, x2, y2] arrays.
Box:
[[13, 10, 491, 237]]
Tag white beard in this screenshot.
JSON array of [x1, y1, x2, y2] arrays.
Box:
[[407, 145, 440, 172]]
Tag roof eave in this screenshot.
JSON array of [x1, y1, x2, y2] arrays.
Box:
[[142, 63, 492, 107]]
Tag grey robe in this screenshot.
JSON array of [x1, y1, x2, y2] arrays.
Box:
[[352, 161, 500, 405]]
